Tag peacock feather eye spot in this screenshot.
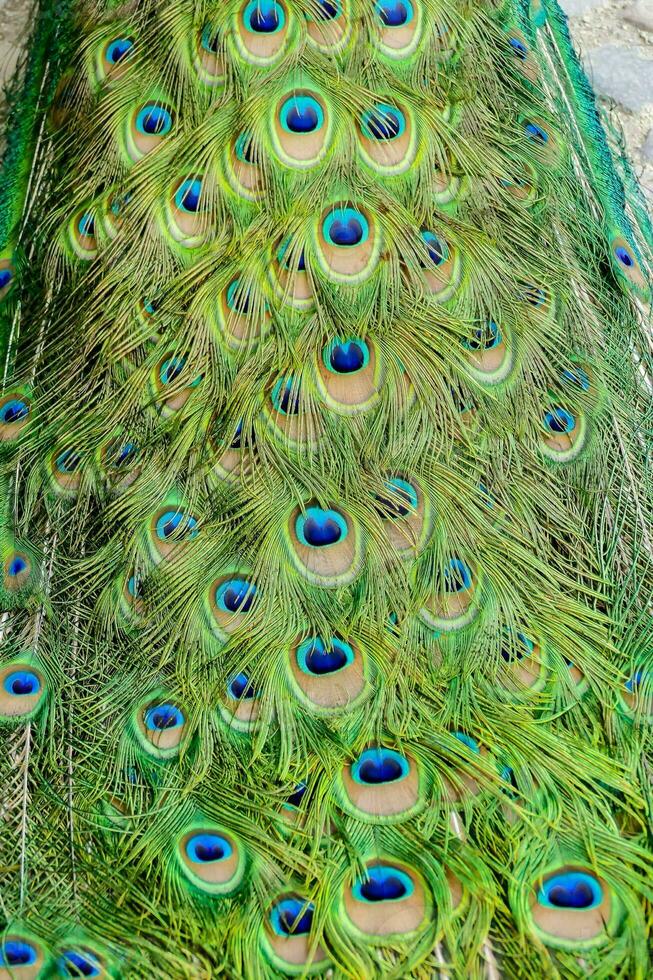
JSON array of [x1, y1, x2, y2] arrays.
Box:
[[136, 103, 173, 137], [271, 376, 300, 415], [354, 864, 413, 902], [160, 357, 185, 385], [109, 441, 138, 468], [614, 245, 633, 268], [280, 94, 324, 134], [145, 703, 184, 731], [296, 506, 347, 547], [375, 0, 413, 27], [374, 477, 418, 519], [7, 555, 28, 577], [0, 398, 29, 423], [444, 558, 472, 593], [300, 636, 354, 674], [464, 320, 501, 351], [323, 207, 368, 247], [420, 230, 447, 267], [245, 0, 285, 33], [216, 578, 257, 614], [174, 177, 203, 213], [59, 951, 101, 978], [509, 36, 528, 59], [127, 574, 142, 598], [327, 338, 368, 373], [186, 832, 231, 863], [77, 213, 95, 237], [287, 782, 307, 807], [230, 420, 244, 449], [226, 278, 253, 316], [538, 870, 602, 910], [155, 510, 199, 541], [277, 237, 306, 271], [452, 730, 480, 753], [235, 132, 256, 163], [544, 407, 575, 435], [201, 23, 220, 52], [105, 37, 134, 64], [625, 670, 644, 693], [56, 449, 81, 474], [361, 104, 405, 141], [353, 747, 409, 784], [561, 366, 590, 391], [522, 282, 547, 307], [4, 670, 40, 697], [0, 267, 13, 290], [228, 672, 257, 700], [310, 0, 340, 18], [1, 940, 37, 966], [271, 897, 315, 936], [525, 120, 548, 144]]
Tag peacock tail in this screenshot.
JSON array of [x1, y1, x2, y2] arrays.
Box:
[[0, 0, 651, 976]]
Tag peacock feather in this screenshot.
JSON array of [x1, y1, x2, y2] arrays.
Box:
[[0, 0, 651, 976]]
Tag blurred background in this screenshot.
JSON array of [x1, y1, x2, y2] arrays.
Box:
[[0, 0, 651, 198]]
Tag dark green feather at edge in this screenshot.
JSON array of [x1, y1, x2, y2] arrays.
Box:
[[0, 1, 651, 978]]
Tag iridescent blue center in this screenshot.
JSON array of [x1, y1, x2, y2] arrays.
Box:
[[561, 367, 590, 391], [271, 897, 314, 936], [311, 0, 340, 18], [361, 104, 405, 141], [186, 832, 231, 862], [216, 578, 257, 614], [247, 0, 285, 33], [136, 104, 173, 137], [155, 510, 198, 541], [4, 670, 40, 697], [56, 449, 81, 473], [271, 377, 300, 415], [375, 477, 418, 519], [353, 748, 409, 785], [1, 941, 37, 967], [354, 865, 414, 903], [77, 213, 95, 237], [287, 782, 307, 807], [376, 0, 413, 27], [538, 871, 603, 910], [175, 178, 202, 213], [0, 398, 29, 423], [444, 558, 472, 593], [525, 121, 548, 144], [615, 245, 633, 268], [328, 339, 367, 373], [106, 37, 133, 63], [465, 321, 501, 351], [201, 24, 220, 53], [509, 37, 528, 59], [0, 268, 13, 290], [298, 636, 354, 675], [59, 951, 101, 978], [544, 407, 575, 435], [226, 279, 252, 315], [323, 207, 369, 247], [420, 230, 447, 266], [145, 703, 184, 731], [228, 672, 257, 699], [296, 506, 347, 547], [281, 95, 324, 134], [235, 133, 255, 163], [7, 555, 28, 577], [452, 730, 480, 753]]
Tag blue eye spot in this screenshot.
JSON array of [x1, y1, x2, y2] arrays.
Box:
[[228, 672, 258, 700], [561, 367, 590, 391], [375, 477, 418, 519], [296, 506, 347, 547], [160, 357, 185, 385], [4, 670, 40, 697], [625, 671, 645, 693], [326, 338, 369, 373], [615, 245, 634, 268], [174, 177, 202, 213], [7, 554, 28, 577], [55, 449, 81, 474], [77, 213, 95, 237], [144, 703, 184, 732], [420, 230, 448, 267], [544, 407, 575, 435], [352, 748, 409, 785], [280, 94, 324, 134], [361, 104, 405, 141], [452, 730, 480, 753], [270, 897, 314, 936], [0, 398, 29, 423], [286, 782, 307, 807], [226, 278, 254, 316], [235, 132, 255, 163], [297, 636, 354, 675], [186, 832, 232, 863], [323, 207, 369, 247], [464, 320, 501, 351], [201, 24, 220, 52], [509, 36, 528, 59], [110, 442, 138, 468], [58, 951, 101, 978], [277, 237, 306, 271], [1, 940, 38, 967], [136, 103, 173, 137], [127, 574, 142, 598], [308, 0, 341, 19], [246, 0, 285, 33], [216, 578, 257, 614], [0, 268, 13, 290], [525, 121, 548, 145], [271, 376, 300, 415], [106, 37, 134, 64], [155, 510, 198, 541], [444, 558, 472, 593], [375, 0, 413, 27], [354, 865, 414, 903], [538, 870, 603, 910]]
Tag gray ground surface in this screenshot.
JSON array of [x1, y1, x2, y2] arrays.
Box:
[[0, 0, 651, 197]]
